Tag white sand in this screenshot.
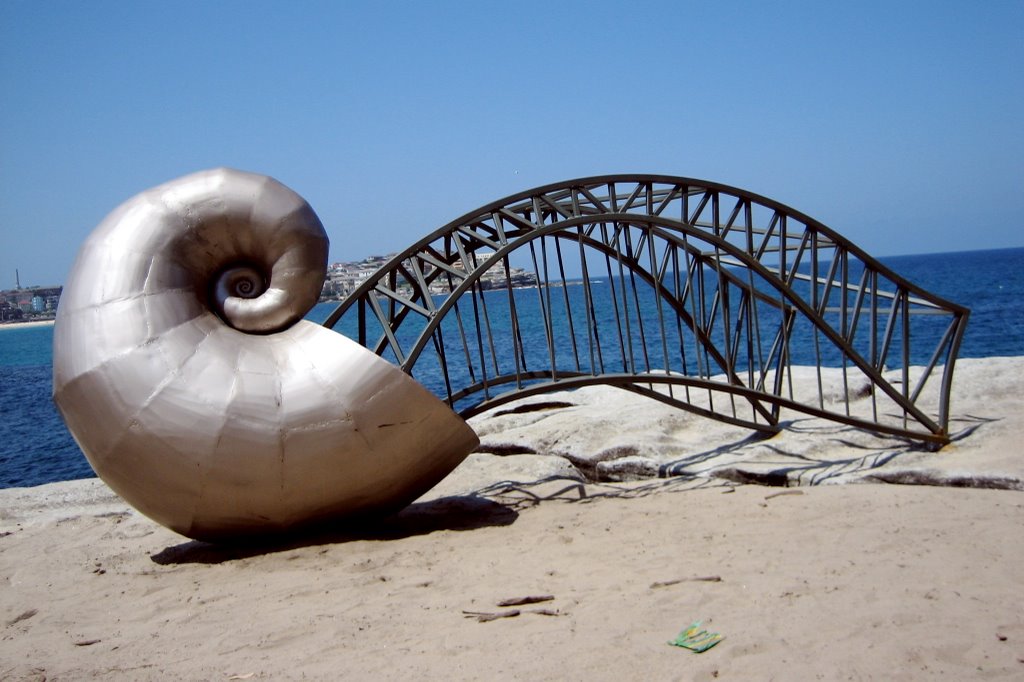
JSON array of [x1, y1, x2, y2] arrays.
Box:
[[0, 319, 54, 330], [1, 356, 1022, 680]]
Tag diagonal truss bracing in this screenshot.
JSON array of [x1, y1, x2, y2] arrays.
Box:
[[323, 175, 969, 446]]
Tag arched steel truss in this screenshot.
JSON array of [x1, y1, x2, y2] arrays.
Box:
[[324, 176, 969, 447]]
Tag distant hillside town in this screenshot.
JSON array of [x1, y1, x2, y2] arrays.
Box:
[[2, 251, 536, 323], [0, 285, 62, 322], [320, 250, 537, 300]]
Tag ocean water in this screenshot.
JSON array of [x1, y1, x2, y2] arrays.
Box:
[[2, 246, 1022, 488]]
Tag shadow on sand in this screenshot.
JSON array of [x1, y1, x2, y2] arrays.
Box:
[[150, 494, 517, 566]]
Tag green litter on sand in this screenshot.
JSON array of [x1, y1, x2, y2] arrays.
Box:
[[668, 621, 723, 652]]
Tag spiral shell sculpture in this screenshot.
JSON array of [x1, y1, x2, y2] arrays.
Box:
[[52, 168, 479, 541]]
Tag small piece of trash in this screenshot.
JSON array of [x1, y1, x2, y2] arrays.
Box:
[[497, 595, 554, 607], [462, 609, 520, 622], [227, 674, 255, 680], [668, 621, 723, 653], [6, 608, 38, 626], [73, 639, 101, 647], [650, 576, 722, 589], [764, 490, 804, 501]]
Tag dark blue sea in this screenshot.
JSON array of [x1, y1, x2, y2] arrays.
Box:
[[2, 247, 1022, 488]]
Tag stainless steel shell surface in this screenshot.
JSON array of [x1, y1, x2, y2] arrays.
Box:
[[52, 168, 479, 541]]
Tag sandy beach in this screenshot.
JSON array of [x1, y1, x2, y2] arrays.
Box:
[[2, 356, 1023, 680], [0, 319, 55, 331]]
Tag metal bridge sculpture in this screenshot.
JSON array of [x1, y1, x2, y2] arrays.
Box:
[[325, 175, 969, 447]]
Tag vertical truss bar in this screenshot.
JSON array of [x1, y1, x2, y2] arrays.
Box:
[[936, 311, 968, 435], [878, 289, 902, 373], [468, 278, 491, 401], [601, 222, 630, 372], [554, 236, 581, 372], [770, 308, 797, 422], [502, 255, 527, 388], [615, 224, 638, 374], [444, 268, 476, 385], [431, 324, 455, 406], [710, 191, 738, 417], [623, 224, 652, 375], [646, 230, 673, 397], [901, 289, 911, 430], [869, 268, 879, 423], [528, 240, 557, 383], [743, 200, 766, 384], [357, 296, 367, 347], [909, 320, 957, 406], [840, 249, 850, 417], [671, 245, 692, 403], [847, 266, 871, 349], [461, 247, 500, 380], [810, 231, 825, 411], [578, 226, 602, 374]]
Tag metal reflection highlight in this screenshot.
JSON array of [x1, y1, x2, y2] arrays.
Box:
[[52, 168, 479, 541]]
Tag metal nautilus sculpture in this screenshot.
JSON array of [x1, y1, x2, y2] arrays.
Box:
[[52, 168, 479, 541]]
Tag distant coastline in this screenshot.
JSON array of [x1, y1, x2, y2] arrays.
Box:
[[0, 318, 55, 330]]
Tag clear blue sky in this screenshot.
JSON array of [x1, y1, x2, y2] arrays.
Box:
[[1, 0, 1021, 288]]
